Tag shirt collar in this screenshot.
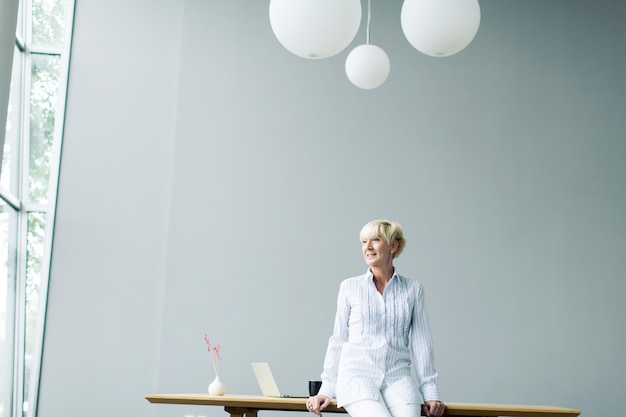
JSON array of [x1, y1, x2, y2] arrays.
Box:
[[366, 268, 399, 282]]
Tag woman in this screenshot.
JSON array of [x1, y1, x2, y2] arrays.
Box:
[[306, 220, 445, 417]]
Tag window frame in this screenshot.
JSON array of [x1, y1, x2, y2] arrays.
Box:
[[1, 1, 75, 416]]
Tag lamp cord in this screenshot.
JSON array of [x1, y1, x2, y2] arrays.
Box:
[[366, 0, 371, 44]]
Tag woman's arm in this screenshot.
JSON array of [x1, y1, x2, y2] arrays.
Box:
[[317, 280, 350, 399], [410, 283, 441, 402]]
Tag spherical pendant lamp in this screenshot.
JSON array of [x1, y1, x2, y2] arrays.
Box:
[[345, 44, 390, 89], [269, 0, 362, 59], [401, 0, 481, 57]]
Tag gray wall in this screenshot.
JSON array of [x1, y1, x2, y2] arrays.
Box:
[[0, 0, 19, 164], [40, 1, 625, 417], [38, 0, 182, 416]]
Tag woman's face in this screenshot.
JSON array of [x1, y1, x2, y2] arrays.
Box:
[[361, 234, 397, 268]]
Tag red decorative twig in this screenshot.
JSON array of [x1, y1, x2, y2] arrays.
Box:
[[204, 334, 222, 376]]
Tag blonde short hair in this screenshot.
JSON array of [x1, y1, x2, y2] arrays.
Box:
[[359, 220, 406, 259]]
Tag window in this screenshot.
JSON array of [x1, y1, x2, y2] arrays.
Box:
[[0, 0, 75, 416]]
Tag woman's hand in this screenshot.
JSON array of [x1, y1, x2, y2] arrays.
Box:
[[423, 400, 445, 417], [306, 394, 331, 416]]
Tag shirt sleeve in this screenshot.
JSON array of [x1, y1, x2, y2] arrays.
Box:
[[317, 280, 350, 399], [410, 283, 441, 402]]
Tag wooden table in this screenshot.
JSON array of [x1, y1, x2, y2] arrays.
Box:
[[145, 394, 581, 417]]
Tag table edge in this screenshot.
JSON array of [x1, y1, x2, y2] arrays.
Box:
[[144, 394, 581, 416]]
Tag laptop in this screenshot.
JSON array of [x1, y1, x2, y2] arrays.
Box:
[[251, 362, 309, 398]]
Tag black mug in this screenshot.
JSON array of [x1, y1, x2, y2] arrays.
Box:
[[308, 380, 322, 396]]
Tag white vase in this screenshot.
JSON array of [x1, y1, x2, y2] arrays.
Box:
[[208, 375, 226, 396]]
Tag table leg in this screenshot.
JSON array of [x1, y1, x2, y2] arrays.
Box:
[[225, 406, 258, 417]]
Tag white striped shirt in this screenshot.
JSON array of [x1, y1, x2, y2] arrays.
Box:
[[318, 270, 440, 407]]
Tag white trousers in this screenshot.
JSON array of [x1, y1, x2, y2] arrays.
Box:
[[343, 382, 422, 417]]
